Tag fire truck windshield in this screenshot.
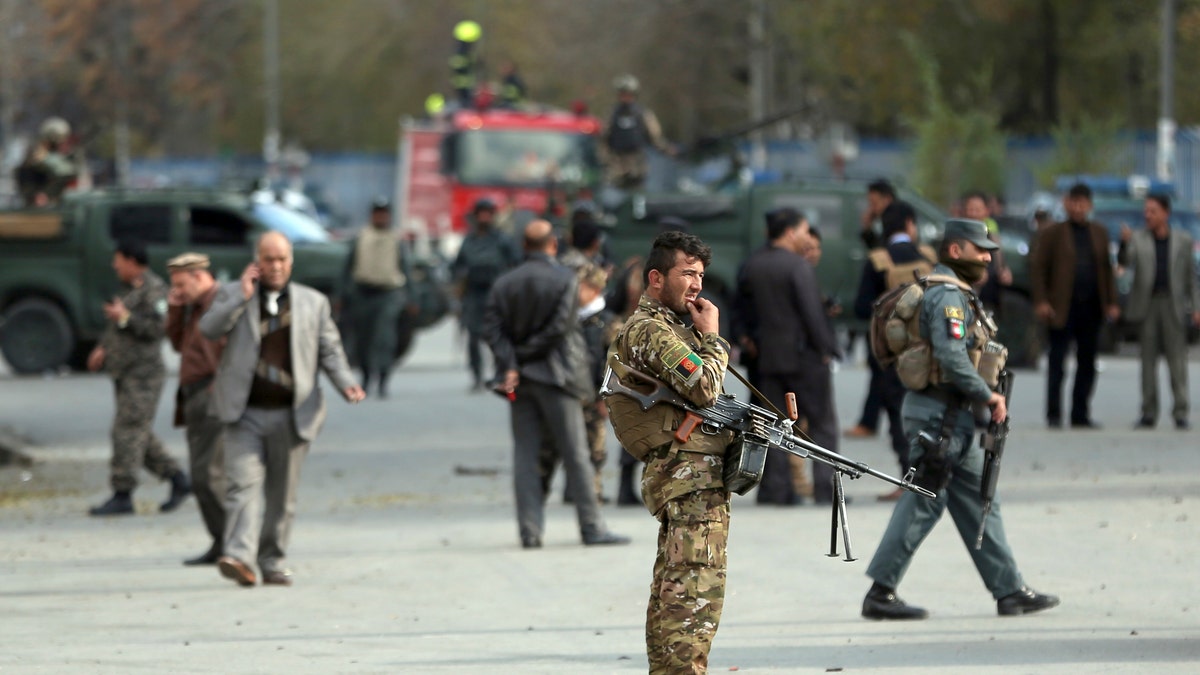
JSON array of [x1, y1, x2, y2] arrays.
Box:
[[454, 129, 598, 187]]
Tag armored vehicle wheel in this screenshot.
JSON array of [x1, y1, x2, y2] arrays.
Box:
[[0, 298, 74, 374]]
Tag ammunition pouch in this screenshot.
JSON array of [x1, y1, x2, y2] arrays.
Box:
[[722, 434, 769, 495]]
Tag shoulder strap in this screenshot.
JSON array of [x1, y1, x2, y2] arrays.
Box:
[[923, 273, 973, 291]]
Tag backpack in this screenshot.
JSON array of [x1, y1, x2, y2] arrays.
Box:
[[869, 273, 972, 369]]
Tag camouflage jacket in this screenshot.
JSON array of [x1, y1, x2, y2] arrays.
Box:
[[101, 270, 168, 376], [607, 294, 732, 514]]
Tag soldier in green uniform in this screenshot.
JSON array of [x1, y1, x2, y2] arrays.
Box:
[[87, 240, 190, 516], [606, 231, 734, 674], [861, 219, 1060, 620]]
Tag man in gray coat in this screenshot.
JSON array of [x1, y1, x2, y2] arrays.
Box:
[[1118, 194, 1200, 430], [201, 231, 364, 587], [483, 219, 629, 549]]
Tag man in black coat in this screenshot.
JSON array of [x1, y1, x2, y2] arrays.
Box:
[[483, 219, 629, 549], [735, 208, 842, 505], [852, 201, 935, 499]]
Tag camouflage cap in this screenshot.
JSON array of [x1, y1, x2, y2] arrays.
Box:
[[577, 262, 609, 290], [166, 252, 211, 271], [942, 218, 998, 250]]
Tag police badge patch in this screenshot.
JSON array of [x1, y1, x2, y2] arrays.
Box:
[[948, 317, 965, 340]]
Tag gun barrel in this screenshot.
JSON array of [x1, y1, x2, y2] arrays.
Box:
[[780, 432, 936, 499]]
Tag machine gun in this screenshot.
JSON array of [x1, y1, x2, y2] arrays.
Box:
[[600, 361, 935, 561], [974, 369, 1013, 550]]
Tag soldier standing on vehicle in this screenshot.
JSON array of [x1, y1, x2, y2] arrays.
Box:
[[607, 230, 736, 673], [452, 198, 521, 391], [861, 219, 1059, 621], [165, 253, 226, 564], [1118, 194, 1200, 430], [602, 74, 675, 191], [15, 117, 79, 207], [87, 239, 191, 517], [1030, 183, 1120, 429], [345, 198, 413, 399], [852, 201, 935, 500]]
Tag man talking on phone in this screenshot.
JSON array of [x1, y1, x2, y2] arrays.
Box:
[[201, 231, 364, 587]]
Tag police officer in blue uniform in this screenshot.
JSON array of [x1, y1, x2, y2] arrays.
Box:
[[861, 219, 1060, 620]]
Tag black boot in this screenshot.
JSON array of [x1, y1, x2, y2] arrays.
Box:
[[160, 472, 192, 513], [616, 463, 639, 506], [862, 582, 928, 620], [997, 586, 1060, 616], [89, 491, 134, 516]]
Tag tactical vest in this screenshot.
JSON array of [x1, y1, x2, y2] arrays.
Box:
[[873, 275, 1007, 391], [605, 316, 733, 461], [867, 245, 937, 291], [606, 103, 649, 154]]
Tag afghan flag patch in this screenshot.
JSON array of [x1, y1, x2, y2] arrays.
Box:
[[948, 317, 965, 340], [662, 342, 703, 386]]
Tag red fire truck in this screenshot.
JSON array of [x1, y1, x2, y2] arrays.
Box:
[[395, 106, 603, 250]]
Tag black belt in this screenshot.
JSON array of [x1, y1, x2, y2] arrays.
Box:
[[179, 376, 213, 399], [919, 387, 972, 409]]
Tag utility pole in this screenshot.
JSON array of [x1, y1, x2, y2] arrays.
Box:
[[263, 0, 281, 183], [1157, 0, 1176, 182], [747, 0, 768, 173]]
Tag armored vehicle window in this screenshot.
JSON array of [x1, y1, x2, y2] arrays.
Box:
[[772, 194, 843, 240], [109, 204, 171, 244], [188, 206, 250, 246]]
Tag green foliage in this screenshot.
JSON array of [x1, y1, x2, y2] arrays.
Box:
[[1032, 115, 1132, 189], [904, 34, 1007, 208]]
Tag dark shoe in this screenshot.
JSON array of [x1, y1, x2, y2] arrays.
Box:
[[160, 472, 192, 513], [862, 584, 928, 620], [217, 556, 257, 587], [1046, 417, 1063, 429], [583, 531, 631, 546], [1070, 419, 1102, 430], [997, 586, 1060, 616], [1175, 419, 1191, 431], [521, 535, 542, 549], [183, 548, 221, 566], [876, 487, 904, 502], [88, 492, 134, 516], [262, 570, 294, 586], [1134, 418, 1155, 430]]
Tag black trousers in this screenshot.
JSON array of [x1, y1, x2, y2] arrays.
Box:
[[756, 362, 839, 504], [1046, 304, 1102, 424], [856, 351, 886, 430], [878, 366, 910, 471]]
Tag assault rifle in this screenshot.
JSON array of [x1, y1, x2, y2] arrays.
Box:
[[974, 369, 1013, 550], [600, 361, 936, 561]]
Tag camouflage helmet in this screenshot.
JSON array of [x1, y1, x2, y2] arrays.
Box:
[[613, 74, 639, 93], [39, 117, 71, 144]]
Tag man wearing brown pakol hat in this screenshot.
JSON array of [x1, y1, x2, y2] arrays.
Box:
[[165, 252, 227, 565]]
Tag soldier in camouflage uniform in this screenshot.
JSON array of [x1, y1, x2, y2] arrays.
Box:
[[87, 240, 190, 517], [861, 219, 1059, 620], [605, 231, 734, 674]]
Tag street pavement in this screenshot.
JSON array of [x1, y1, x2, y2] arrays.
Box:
[[1, 320, 1198, 674]]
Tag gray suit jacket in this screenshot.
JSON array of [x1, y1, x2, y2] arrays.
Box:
[[199, 281, 357, 441], [1119, 229, 1200, 325]]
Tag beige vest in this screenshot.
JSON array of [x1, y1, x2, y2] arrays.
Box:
[[353, 227, 404, 288]]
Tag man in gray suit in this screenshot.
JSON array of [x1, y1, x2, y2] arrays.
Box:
[[1118, 194, 1200, 430], [484, 219, 629, 549], [201, 231, 364, 587]]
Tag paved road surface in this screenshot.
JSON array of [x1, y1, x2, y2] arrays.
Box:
[[1, 320, 1198, 673]]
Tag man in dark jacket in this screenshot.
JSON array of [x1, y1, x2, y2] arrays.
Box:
[[483, 219, 629, 549], [1030, 183, 1120, 428], [735, 208, 842, 505], [453, 198, 521, 390], [852, 201, 935, 499]]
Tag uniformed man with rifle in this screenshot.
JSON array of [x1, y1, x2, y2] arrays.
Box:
[[860, 218, 1060, 621]]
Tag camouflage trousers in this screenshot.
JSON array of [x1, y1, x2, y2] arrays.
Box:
[[537, 401, 608, 500], [110, 368, 179, 492], [647, 488, 729, 675]]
